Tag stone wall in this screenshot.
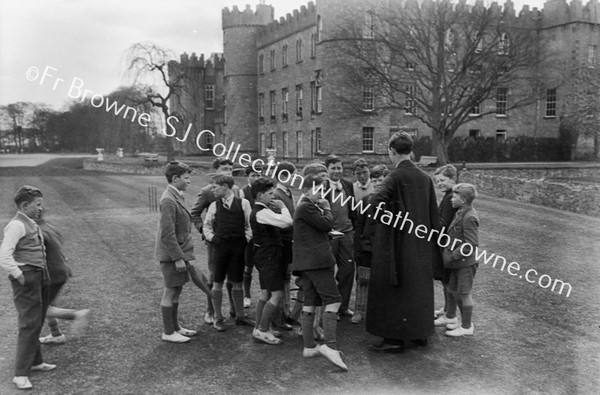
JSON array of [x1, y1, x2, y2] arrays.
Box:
[[458, 166, 600, 217], [83, 159, 213, 175]]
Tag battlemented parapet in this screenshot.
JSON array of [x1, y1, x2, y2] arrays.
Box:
[[542, 0, 600, 28], [222, 4, 274, 28], [257, 2, 316, 48]]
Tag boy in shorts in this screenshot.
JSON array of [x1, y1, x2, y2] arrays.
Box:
[[249, 178, 293, 344], [155, 161, 198, 343], [292, 175, 348, 371], [441, 183, 479, 337], [203, 175, 254, 331]]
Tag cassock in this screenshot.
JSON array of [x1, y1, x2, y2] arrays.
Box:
[[366, 159, 442, 341]]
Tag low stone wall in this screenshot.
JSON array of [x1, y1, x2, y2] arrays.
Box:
[[459, 167, 600, 217], [83, 159, 214, 175]]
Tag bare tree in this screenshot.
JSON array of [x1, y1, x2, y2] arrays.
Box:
[[124, 42, 184, 161], [328, 0, 550, 163], [4, 102, 34, 152]]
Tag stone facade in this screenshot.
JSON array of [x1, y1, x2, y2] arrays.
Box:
[[173, 0, 600, 157]]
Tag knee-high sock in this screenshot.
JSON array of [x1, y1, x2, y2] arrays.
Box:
[[161, 306, 175, 334], [48, 317, 62, 337], [322, 311, 338, 347], [243, 271, 252, 299], [259, 301, 279, 332], [255, 299, 266, 329], [442, 284, 449, 313], [212, 289, 223, 321], [207, 282, 214, 315], [227, 282, 235, 314], [232, 289, 245, 318], [461, 297, 473, 328], [446, 292, 458, 319], [301, 311, 316, 349], [172, 303, 180, 331]]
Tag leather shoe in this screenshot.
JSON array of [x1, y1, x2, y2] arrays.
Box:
[[12, 376, 32, 390], [370, 341, 405, 353], [177, 327, 197, 336], [162, 332, 191, 343], [213, 319, 226, 332], [235, 315, 256, 327], [31, 363, 56, 372], [39, 334, 66, 344]]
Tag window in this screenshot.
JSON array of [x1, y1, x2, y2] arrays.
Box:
[[310, 129, 316, 157], [317, 15, 322, 42], [258, 53, 264, 74], [270, 90, 276, 120], [311, 82, 316, 114], [469, 102, 481, 116], [545, 88, 557, 118], [205, 85, 215, 110], [203, 129, 215, 148], [258, 93, 265, 122], [588, 45, 596, 68], [498, 33, 510, 55], [270, 49, 276, 71], [316, 85, 322, 113], [282, 88, 289, 120], [405, 84, 416, 115], [270, 132, 276, 149], [363, 85, 375, 111], [315, 127, 322, 152], [496, 130, 507, 141], [469, 129, 480, 138], [259, 133, 266, 156], [296, 84, 303, 117], [406, 62, 415, 71], [282, 132, 289, 157], [296, 131, 304, 158], [282, 44, 288, 67], [496, 88, 508, 116], [363, 12, 375, 39], [362, 127, 374, 152], [223, 94, 227, 124], [310, 33, 317, 58], [296, 38, 303, 62]]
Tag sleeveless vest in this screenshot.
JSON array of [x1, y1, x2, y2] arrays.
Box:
[[13, 212, 46, 268], [214, 197, 245, 238], [250, 205, 282, 248]]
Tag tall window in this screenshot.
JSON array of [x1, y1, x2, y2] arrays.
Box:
[[405, 84, 416, 115], [545, 88, 557, 118], [270, 132, 276, 149], [363, 85, 375, 111], [311, 82, 316, 114], [223, 94, 227, 124], [310, 33, 317, 58], [282, 88, 289, 120], [270, 90, 276, 120], [296, 131, 304, 158], [316, 15, 322, 42], [498, 33, 510, 55], [363, 12, 375, 39], [316, 85, 322, 113], [315, 127, 322, 153], [282, 131, 289, 157], [259, 133, 266, 156], [296, 38, 303, 62], [588, 45, 597, 68], [282, 44, 288, 67], [496, 88, 508, 116], [205, 85, 215, 109], [258, 53, 264, 74], [469, 102, 481, 116], [258, 93, 265, 121], [270, 49, 276, 71], [296, 84, 303, 117], [362, 127, 374, 152]]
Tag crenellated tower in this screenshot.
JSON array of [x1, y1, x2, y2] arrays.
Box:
[[222, 4, 274, 153]]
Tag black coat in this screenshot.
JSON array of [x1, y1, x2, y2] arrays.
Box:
[[366, 160, 442, 341]]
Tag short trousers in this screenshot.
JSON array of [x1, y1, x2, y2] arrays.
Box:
[[448, 265, 477, 294], [213, 237, 247, 283], [254, 245, 285, 292], [300, 267, 341, 307], [160, 261, 190, 288]]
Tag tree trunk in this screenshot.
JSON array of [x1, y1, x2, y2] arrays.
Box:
[[431, 128, 449, 164]]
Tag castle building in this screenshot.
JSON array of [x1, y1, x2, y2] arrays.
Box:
[[174, 0, 600, 158]]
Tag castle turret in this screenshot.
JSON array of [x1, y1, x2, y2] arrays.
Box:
[[222, 4, 274, 153]]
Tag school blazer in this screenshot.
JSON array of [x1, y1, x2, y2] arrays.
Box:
[[291, 197, 335, 272], [155, 186, 195, 263], [442, 207, 479, 269]]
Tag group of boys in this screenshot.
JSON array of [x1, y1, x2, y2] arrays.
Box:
[[0, 133, 482, 389]]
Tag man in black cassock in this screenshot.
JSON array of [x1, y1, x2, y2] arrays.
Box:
[[366, 132, 442, 353]]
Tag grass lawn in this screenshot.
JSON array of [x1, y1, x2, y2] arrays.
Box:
[[0, 157, 599, 394]]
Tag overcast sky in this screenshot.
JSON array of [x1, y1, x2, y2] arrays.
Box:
[[1, 0, 545, 111]]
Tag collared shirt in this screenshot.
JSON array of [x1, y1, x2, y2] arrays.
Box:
[[353, 180, 375, 202], [0, 211, 38, 278], [255, 202, 293, 229], [203, 194, 252, 242], [276, 183, 292, 198]]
